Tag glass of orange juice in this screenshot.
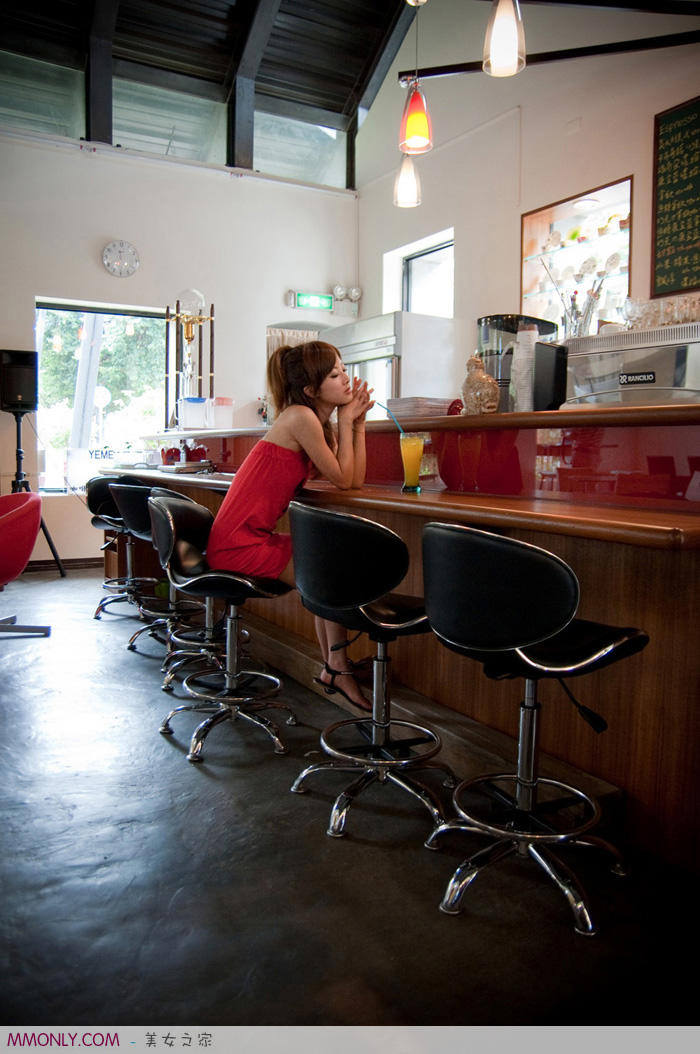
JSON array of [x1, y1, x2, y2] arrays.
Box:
[[400, 433, 424, 493]]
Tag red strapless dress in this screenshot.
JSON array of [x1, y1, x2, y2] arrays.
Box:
[[205, 439, 310, 578]]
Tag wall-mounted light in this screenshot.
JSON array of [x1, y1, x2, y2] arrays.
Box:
[[482, 0, 526, 78], [393, 155, 421, 208], [332, 284, 363, 303]]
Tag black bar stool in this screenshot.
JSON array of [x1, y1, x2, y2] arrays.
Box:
[[422, 522, 649, 936], [108, 483, 202, 653], [288, 501, 454, 838], [86, 475, 157, 619], [148, 494, 297, 762]]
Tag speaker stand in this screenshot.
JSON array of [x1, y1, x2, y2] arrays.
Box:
[[11, 411, 66, 578]]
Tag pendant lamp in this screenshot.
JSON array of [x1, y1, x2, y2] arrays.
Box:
[[482, 0, 526, 78], [399, 79, 433, 154], [393, 155, 421, 208]]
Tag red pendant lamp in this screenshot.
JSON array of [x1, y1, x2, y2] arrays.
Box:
[[399, 78, 433, 155]]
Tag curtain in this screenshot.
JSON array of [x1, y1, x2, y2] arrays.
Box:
[[265, 328, 320, 359]]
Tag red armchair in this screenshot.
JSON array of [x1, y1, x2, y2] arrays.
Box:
[[0, 492, 50, 637]]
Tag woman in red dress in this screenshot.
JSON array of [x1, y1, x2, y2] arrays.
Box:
[[206, 340, 373, 709]]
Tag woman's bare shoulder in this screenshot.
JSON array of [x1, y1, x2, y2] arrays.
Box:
[[276, 404, 320, 432], [266, 404, 320, 449]]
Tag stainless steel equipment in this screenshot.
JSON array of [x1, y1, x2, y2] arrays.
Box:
[[563, 322, 700, 406], [320, 312, 456, 420], [477, 314, 558, 413]]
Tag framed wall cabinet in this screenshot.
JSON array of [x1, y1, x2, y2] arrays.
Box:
[[521, 177, 632, 338]]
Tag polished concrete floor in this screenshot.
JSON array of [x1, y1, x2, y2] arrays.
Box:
[[0, 568, 694, 1026]]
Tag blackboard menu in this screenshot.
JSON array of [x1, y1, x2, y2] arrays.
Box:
[[651, 95, 700, 298]]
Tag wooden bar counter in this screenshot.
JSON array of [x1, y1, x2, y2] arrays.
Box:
[[136, 404, 700, 870]]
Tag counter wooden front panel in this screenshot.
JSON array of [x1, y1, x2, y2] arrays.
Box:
[[244, 489, 699, 872]]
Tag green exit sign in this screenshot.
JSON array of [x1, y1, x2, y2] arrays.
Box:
[[295, 292, 334, 310]]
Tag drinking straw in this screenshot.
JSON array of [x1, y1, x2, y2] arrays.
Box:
[[375, 402, 405, 433]]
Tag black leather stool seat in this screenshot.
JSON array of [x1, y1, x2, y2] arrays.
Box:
[[288, 501, 454, 839], [422, 521, 649, 936], [149, 494, 296, 761]]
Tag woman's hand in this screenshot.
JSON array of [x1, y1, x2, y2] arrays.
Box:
[[339, 377, 374, 424]]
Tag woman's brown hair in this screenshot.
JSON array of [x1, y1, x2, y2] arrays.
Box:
[[267, 341, 339, 446]]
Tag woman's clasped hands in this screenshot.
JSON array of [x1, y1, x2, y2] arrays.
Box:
[[339, 376, 374, 424]]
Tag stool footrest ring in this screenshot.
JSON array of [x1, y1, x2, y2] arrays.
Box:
[[320, 717, 441, 769], [452, 773, 601, 843], [182, 668, 281, 704]]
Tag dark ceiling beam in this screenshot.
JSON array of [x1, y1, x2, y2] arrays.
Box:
[[354, 2, 416, 125], [399, 29, 700, 83], [0, 36, 83, 71], [225, 0, 283, 169], [472, 0, 700, 12], [86, 0, 119, 144], [346, 112, 358, 192]]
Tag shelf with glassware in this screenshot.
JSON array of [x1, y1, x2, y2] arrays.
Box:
[[521, 177, 632, 338]]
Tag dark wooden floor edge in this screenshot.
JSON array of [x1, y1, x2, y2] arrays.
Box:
[[26, 558, 103, 572]]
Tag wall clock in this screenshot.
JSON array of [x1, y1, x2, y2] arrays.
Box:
[[102, 240, 140, 278]]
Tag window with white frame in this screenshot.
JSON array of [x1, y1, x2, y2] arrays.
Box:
[[35, 303, 165, 492], [383, 228, 454, 318]]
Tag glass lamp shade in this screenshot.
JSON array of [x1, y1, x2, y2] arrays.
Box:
[[393, 155, 421, 208], [405, 0, 428, 6], [399, 81, 432, 154], [482, 0, 526, 78]]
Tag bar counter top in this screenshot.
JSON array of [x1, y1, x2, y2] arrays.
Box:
[[105, 467, 700, 550], [299, 482, 700, 550]]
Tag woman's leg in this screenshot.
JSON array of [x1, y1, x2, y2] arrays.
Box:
[[279, 557, 369, 709], [315, 616, 369, 709]]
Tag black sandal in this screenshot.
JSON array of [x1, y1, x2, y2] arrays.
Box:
[[330, 635, 373, 684], [313, 662, 372, 713]]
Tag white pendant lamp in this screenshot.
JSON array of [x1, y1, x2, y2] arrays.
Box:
[[482, 0, 526, 78], [393, 155, 421, 208]]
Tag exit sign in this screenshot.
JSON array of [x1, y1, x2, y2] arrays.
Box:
[[295, 292, 334, 310]]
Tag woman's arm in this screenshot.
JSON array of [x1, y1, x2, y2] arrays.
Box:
[[284, 385, 372, 490], [350, 418, 368, 489]]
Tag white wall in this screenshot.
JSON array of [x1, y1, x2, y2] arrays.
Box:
[[356, 0, 700, 382], [0, 134, 357, 558]]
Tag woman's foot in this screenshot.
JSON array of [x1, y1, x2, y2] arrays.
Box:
[[314, 662, 372, 712]]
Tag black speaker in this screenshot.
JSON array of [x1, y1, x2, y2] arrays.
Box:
[[0, 350, 38, 413]]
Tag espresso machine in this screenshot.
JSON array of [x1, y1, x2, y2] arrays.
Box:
[[562, 322, 700, 406]]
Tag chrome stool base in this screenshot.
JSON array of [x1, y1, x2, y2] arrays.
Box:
[[160, 670, 296, 760], [435, 832, 624, 937], [127, 596, 202, 652], [93, 532, 158, 620], [159, 606, 296, 761], [159, 599, 226, 691], [427, 688, 627, 936], [292, 711, 450, 838]]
